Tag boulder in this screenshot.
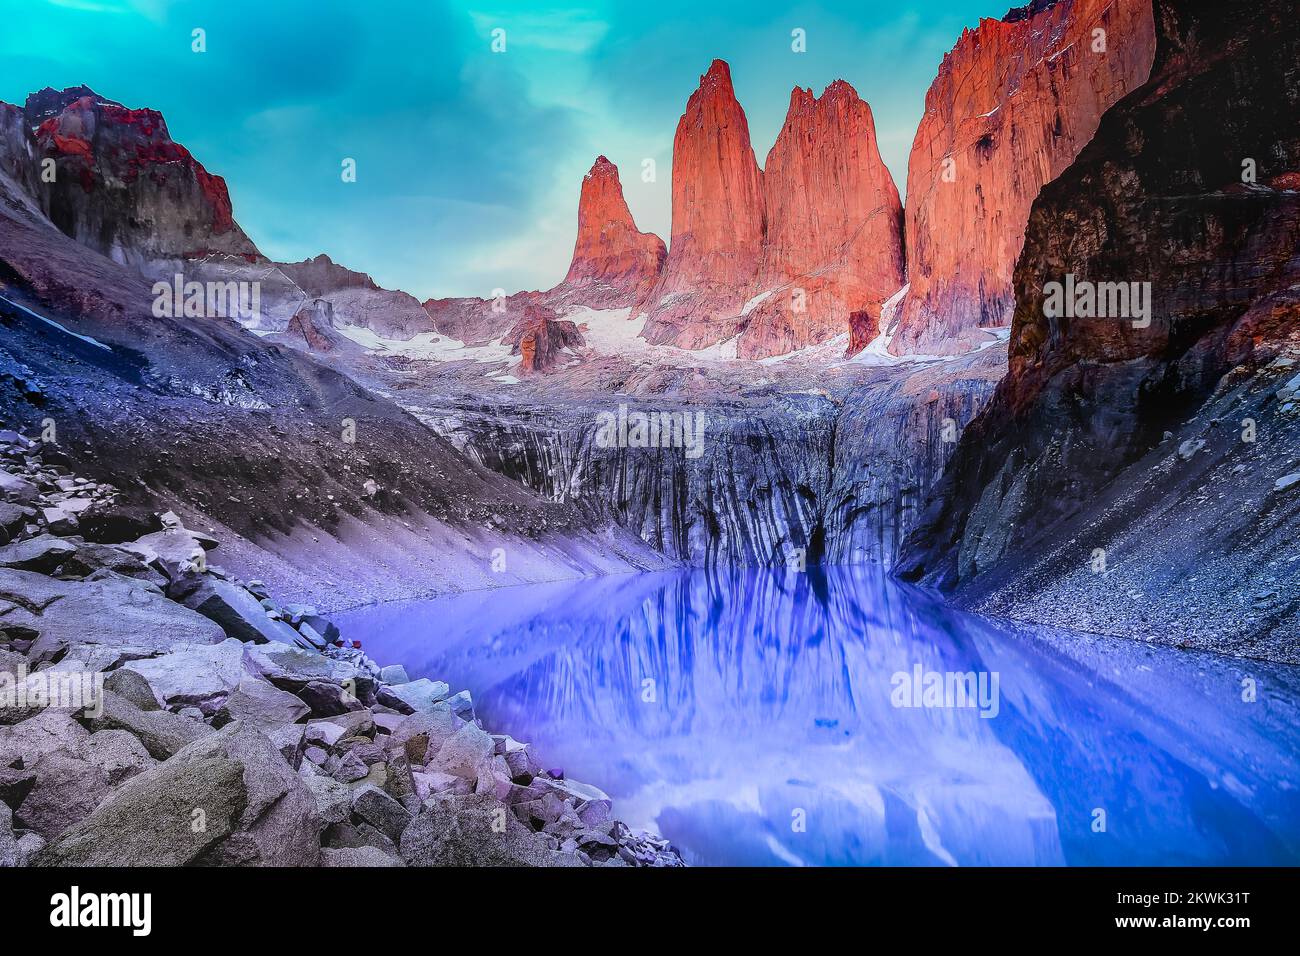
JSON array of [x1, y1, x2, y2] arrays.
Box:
[[169, 575, 305, 645], [5, 568, 225, 661], [399, 792, 574, 867], [124, 525, 215, 578], [377, 678, 448, 715], [264, 723, 306, 769], [41, 506, 79, 535], [243, 641, 361, 689], [378, 664, 409, 685], [103, 668, 161, 711], [351, 783, 413, 842], [301, 765, 352, 823], [82, 689, 214, 760], [0, 534, 76, 572], [321, 845, 403, 867], [432, 721, 495, 781], [214, 676, 310, 730], [120, 638, 245, 712], [0, 502, 32, 544], [56, 540, 164, 585], [0, 468, 38, 504], [0, 802, 19, 867], [1, 710, 153, 839], [33, 722, 321, 867], [388, 705, 461, 765], [296, 680, 364, 717]]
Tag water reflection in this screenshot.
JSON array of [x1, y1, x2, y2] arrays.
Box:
[[335, 566, 1300, 866]]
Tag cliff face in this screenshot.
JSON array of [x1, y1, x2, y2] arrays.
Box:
[[741, 81, 904, 359], [891, 0, 1155, 355], [18, 87, 261, 269], [899, 0, 1300, 658], [559, 156, 666, 309], [638, 60, 767, 350]]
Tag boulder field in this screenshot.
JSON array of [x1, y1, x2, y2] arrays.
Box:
[[0, 429, 682, 868]]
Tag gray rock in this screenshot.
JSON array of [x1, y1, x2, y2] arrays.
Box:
[[296, 622, 329, 650], [301, 766, 353, 823], [0, 501, 30, 544], [15, 832, 44, 866], [243, 641, 360, 689], [57, 541, 164, 585], [5, 568, 225, 662], [83, 689, 214, 760], [1, 711, 151, 840], [351, 783, 413, 842], [320, 845, 403, 867], [379, 664, 410, 685], [120, 639, 245, 711], [264, 723, 306, 769], [103, 668, 161, 712], [0, 468, 38, 504], [445, 690, 475, 721], [399, 792, 573, 867], [169, 575, 305, 646], [388, 705, 461, 765], [299, 614, 340, 644], [0, 802, 18, 867], [214, 676, 310, 730], [0, 534, 76, 572], [296, 680, 364, 717], [379, 678, 449, 715], [432, 721, 495, 781], [41, 506, 79, 535], [332, 750, 369, 783], [32, 722, 321, 867], [123, 526, 213, 578]]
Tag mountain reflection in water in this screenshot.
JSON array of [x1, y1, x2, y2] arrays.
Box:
[[335, 566, 1300, 866]]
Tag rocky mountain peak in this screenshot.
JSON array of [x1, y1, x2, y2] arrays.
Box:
[[557, 155, 666, 309], [6, 86, 262, 269]]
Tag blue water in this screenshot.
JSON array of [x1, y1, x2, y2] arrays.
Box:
[[334, 566, 1300, 866]]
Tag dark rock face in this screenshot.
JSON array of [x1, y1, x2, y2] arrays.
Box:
[[17, 88, 260, 269], [423, 346, 1002, 569], [899, 0, 1300, 657]]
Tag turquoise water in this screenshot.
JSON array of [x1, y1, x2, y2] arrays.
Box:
[[335, 566, 1300, 866]]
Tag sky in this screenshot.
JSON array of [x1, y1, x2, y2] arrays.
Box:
[[3, 0, 1004, 300]]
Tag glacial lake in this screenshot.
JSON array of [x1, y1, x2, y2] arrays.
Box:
[[334, 566, 1300, 866]]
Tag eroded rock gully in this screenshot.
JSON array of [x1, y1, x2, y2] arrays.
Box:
[[407, 349, 1003, 570]]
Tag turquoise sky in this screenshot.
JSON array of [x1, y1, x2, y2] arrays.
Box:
[[3, 0, 1003, 300]]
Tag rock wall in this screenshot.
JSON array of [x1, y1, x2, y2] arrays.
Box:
[[742, 81, 905, 359], [898, 0, 1300, 659], [891, 0, 1155, 355]]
